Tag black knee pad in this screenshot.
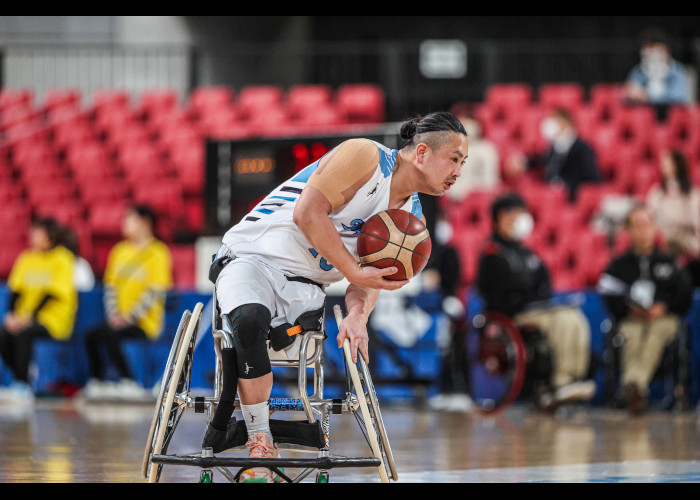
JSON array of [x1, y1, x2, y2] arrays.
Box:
[[225, 303, 272, 379]]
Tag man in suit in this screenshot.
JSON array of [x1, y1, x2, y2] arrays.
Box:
[[505, 107, 600, 202], [540, 107, 601, 202]]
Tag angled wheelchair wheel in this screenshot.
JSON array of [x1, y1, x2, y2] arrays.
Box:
[[143, 302, 204, 483], [465, 311, 527, 415], [334, 305, 396, 483]]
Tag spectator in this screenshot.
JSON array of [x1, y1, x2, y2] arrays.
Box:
[[81, 205, 172, 401], [506, 108, 600, 202], [597, 204, 693, 414], [0, 216, 77, 400], [445, 108, 500, 201], [624, 28, 690, 108], [423, 209, 474, 412], [646, 149, 700, 263], [476, 193, 596, 410], [59, 226, 96, 292]]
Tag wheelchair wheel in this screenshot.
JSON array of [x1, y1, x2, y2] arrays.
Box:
[[143, 302, 204, 483], [465, 311, 527, 414], [334, 305, 396, 483]]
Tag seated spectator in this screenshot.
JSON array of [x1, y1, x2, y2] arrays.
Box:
[[81, 205, 172, 401], [624, 28, 690, 109], [0, 216, 77, 400], [476, 193, 596, 410], [445, 108, 500, 201], [597, 204, 693, 414], [646, 149, 700, 281], [59, 226, 96, 292], [506, 108, 600, 202]]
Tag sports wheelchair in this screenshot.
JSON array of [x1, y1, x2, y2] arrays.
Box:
[[464, 310, 553, 414], [142, 294, 397, 483]]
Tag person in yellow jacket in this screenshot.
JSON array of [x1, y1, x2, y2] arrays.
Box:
[[0, 216, 77, 400], [82, 205, 172, 400]]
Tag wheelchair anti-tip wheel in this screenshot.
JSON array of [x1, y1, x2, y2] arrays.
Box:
[[143, 302, 204, 483], [333, 305, 397, 483], [465, 311, 527, 414]]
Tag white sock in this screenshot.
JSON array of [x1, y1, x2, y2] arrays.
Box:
[[241, 401, 272, 442]]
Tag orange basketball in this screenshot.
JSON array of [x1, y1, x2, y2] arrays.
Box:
[[357, 209, 432, 281]]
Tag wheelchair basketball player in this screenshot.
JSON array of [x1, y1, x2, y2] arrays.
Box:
[[204, 112, 468, 482]]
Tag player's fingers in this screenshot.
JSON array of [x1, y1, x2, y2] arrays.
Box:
[[377, 266, 398, 277], [350, 336, 359, 364], [359, 341, 370, 365]]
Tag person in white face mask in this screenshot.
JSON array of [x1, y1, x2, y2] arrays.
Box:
[[476, 193, 596, 410], [624, 28, 690, 107], [506, 108, 600, 203]]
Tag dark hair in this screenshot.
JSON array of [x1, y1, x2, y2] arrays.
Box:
[[640, 28, 668, 47], [661, 149, 692, 195], [624, 202, 652, 228], [399, 111, 467, 149], [128, 203, 157, 231], [59, 226, 80, 256], [30, 216, 62, 248], [491, 192, 528, 222], [551, 107, 575, 127]]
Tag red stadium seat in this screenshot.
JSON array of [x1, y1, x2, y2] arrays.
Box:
[[286, 84, 333, 118], [538, 83, 585, 113], [170, 244, 196, 290], [88, 202, 127, 237], [0, 241, 25, 280], [589, 83, 626, 121], [450, 230, 487, 285], [485, 83, 533, 109], [91, 88, 131, 109], [42, 88, 82, 112], [138, 89, 180, 118], [0, 88, 34, 111], [187, 86, 234, 113], [238, 85, 284, 118], [79, 180, 130, 207], [336, 84, 385, 123], [292, 104, 344, 134], [0, 103, 36, 131]]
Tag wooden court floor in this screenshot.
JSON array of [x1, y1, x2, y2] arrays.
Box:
[[1, 397, 699, 483]]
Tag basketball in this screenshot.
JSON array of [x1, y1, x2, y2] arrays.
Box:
[[357, 209, 432, 281]]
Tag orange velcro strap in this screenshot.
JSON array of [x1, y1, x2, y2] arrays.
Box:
[[286, 325, 303, 337]]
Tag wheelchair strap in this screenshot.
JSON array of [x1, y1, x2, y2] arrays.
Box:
[[269, 304, 326, 352]]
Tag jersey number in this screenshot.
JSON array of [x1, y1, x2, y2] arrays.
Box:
[[308, 248, 334, 271]]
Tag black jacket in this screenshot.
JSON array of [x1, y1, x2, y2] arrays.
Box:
[[543, 138, 601, 202], [598, 247, 693, 322], [476, 234, 552, 317]]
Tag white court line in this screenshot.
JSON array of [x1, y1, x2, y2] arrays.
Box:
[[330, 460, 700, 483]]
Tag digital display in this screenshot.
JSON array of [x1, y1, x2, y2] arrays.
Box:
[[205, 128, 399, 235]]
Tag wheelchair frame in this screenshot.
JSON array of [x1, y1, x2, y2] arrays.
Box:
[[142, 294, 398, 483]]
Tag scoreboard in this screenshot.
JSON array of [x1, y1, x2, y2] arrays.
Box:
[[204, 126, 400, 235]]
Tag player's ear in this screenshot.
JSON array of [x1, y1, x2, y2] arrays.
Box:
[[415, 143, 428, 164]]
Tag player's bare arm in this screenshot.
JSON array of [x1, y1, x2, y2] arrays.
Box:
[[293, 139, 409, 291]]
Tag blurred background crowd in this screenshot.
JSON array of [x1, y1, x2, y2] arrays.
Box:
[[0, 16, 699, 417]]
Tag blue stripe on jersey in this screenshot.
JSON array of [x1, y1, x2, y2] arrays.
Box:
[[254, 208, 275, 215], [291, 159, 321, 183], [270, 195, 297, 201], [379, 148, 398, 178], [411, 193, 423, 220]]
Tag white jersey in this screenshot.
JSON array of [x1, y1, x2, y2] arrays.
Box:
[[219, 140, 423, 287]]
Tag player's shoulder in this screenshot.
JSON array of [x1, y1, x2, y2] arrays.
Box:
[[339, 138, 380, 161]]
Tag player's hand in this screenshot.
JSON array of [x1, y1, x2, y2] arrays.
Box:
[[347, 265, 409, 291], [108, 315, 129, 329], [337, 312, 370, 364]]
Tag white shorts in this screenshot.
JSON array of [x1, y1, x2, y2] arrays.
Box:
[[215, 254, 326, 331]]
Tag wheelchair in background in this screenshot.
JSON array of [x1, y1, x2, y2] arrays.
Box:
[[602, 318, 691, 411], [142, 296, 397, 483], [464, 310, 554, 414]]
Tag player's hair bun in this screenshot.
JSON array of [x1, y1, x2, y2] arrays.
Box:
[[399, 116, 421, 144]]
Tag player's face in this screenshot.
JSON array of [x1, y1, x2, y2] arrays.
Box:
[[417, 133, 468, 196]]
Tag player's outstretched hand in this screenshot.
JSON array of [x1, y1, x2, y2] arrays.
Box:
[[347, 265, 409, 291], [336, 312, 370, 365]]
